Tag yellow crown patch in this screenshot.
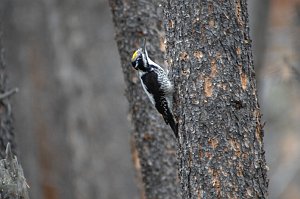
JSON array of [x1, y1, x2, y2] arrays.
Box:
[[131, 50, 139, 62]]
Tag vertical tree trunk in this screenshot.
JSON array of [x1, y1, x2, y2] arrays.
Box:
[[0, 25, 16, 159], [164, 0, 268, 198], [3, 0, 136, 198], [109, 1, 180, 198], [0, 20, 29, 199]]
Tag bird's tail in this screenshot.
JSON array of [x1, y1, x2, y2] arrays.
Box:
[[164, 110, 178, 139]]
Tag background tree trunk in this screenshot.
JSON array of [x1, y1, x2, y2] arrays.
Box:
[[0, 21, 16, 159], [2, 0, 137, 198], [164, 0, 269, 198], [109, 1, 180, 198], [0, 19, 29, 199], [248, 0, 270, 85]]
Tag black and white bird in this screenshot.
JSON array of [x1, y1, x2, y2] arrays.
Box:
[[131, 42, 178, 138]]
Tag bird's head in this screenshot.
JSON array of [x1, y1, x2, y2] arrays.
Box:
[[131, 40, 149, 71]]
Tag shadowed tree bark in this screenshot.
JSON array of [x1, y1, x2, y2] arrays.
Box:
[[164, 0, 269, 198], [109, 0, 180, 198]]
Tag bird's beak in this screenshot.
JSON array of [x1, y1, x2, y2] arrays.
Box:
[[142, 39, 147, 55]]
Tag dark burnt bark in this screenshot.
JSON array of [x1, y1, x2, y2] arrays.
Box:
[[109, 1, 180, 198], [164, 0, 269, 198], [0, 22, 29, 199], [0, 30, 16, 159]]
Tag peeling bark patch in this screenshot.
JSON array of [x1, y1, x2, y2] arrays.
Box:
[[211, 58, 217, 77], [205, 151, 212, 159], [167, 57, 173, 66], [238, 64, 247, 90], [204, 77, 213, 97], [199, 147, 203, 159], [237, 162, 244, 177], [159, 37, 166, 53], [208, 168, 221, 196], [197, 189, 202, 199], [131, 139, 141, 170], [168, 20, 174, 28], [179, 51, 189, 61], [241, 72, 247, 90], [203, 58, 217, 97], [209, 19, 215, 27], [256, 126, 262, 146], [143, 133, 155, 141], [212, 177, 221, 197], [229, 139, 241, 158], [236, 47, 242, 55], [181, 68, 190, 77], [217, 83, 227, 91], [193, 51, 204, 61], [235, 0, 244, 27], [208, 137, 218, 149]]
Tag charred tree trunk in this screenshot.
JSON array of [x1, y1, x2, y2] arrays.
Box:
[[0, 22, 29, 199], [0, 29, 16, 159], [109, 1, 180, 198], [164, 0, 269, 198]]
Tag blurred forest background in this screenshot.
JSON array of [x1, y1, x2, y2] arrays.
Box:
[[0, 0, 299, 199]]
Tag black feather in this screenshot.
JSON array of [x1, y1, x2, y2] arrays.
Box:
[[141, 71, 162, 96], [156, 97, 178, 138]]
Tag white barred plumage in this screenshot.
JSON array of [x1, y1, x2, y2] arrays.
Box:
[[131, 42, 178, 138]]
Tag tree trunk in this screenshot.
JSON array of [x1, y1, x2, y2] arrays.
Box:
[[109, 1, 180, 198], [164, 0, 269, 198], [0, 20, 29, 199], [0, 28, 16, 159], [2, 0, 136, 198]]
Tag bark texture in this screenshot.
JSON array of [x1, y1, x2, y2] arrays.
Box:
[[109, 1, 180, 198], [164, 0, 268, 198]]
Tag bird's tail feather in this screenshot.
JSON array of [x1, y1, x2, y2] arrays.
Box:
[[164, 110, 178, 138]]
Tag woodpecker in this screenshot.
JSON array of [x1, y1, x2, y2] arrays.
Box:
[[131, 42, 178, 138]]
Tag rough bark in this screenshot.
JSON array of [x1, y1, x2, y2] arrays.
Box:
[[109, 1, 180, 198], [164, 0, 269, 198]]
